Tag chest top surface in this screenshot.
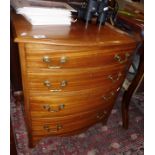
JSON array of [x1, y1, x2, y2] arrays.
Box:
[[11, 11, 136, 47]]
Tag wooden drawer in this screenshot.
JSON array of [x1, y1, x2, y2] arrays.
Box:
[[31, 105, 113, 136], [27, 66, 126, 94], [26, 48, 133, 69], [30, 87, 119, 117]]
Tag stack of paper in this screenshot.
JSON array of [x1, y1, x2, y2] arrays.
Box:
[[11, 0, 76, 26]]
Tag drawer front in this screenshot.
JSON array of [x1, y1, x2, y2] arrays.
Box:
[[26, 49, 133, 69], [31, 105, 113, 136], [30, 87, 119, 117], [27, 66, 126, 94]]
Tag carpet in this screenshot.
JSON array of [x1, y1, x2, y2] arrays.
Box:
[[10, 91, 144, 155]]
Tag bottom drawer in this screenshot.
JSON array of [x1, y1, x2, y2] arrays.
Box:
[[31, 105, 113, 137], [31, 122, 105, 146]]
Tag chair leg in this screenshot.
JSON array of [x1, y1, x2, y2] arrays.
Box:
[[122, 47, 144, 129], [122, 90, 132, 129]]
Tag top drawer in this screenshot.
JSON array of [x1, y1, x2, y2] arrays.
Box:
[[25, 45, 134, 69]]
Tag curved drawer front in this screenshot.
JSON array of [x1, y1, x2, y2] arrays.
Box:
[[31, 105, 112, 136], [27, 66, 126, 94], [26, 48, 133, 69], [30, 87, 119, 117]]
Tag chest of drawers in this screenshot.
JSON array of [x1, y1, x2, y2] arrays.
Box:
[[11, 12, 137, 147]]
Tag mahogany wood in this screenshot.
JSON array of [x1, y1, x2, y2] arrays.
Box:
[[11, 10, 137, 147], [26, 48, 134, 69]]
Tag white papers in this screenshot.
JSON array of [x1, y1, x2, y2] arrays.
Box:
[[17, 7, 72, 25], [11, 0, 76, 26]]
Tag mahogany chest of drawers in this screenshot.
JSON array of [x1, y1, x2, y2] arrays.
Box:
[[11, 12, 137, 147]]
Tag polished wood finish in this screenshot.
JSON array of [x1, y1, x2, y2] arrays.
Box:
[[28, 67, 126, 93], [31, 105, 112, 135], [11, 11, 136, 46], [30, 88, 118, 118], [11, 10, 137, 147], [26, 48, 134, 69]]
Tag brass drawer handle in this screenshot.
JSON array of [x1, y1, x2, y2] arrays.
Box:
[[97, 111, 108, 120], [43, 56, 67, 69], [43, 104, 65, 112], [108, 72, 122, 83], [43, 80, 68, 92], [43, 124, 63, 132], [114, 53, 130, 64], [102, 91, 115, 101]]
